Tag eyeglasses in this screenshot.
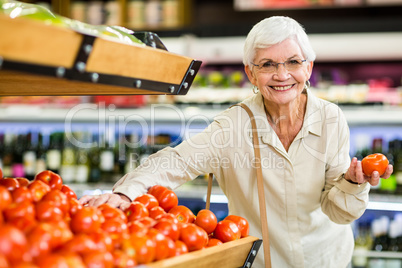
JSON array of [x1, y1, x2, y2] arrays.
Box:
[[251, 59, 307, 73]]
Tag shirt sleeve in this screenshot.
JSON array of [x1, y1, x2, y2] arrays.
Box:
[[113, 119, 228, 200], [320, 107, 370, 224]]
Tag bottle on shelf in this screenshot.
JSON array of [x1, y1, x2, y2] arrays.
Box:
[[371, 216, 390, 252], [22, 132, 37, 180], [75, 132, 91, 184], [99, 132, 115, 182], [89, 133, 101, 183], [60, 133, 77, 183], [46, 132, 63, 174], [353, 220, 373, 268], [125, 133, 140, 174], [35, 133, 48, 177], [127, 0, 146, 28], [145, 0, 162, 28], [380, 140, 396, 194], [1, 133, 14, 178], [12, 134, 26, 178], [392, 139, 402, 195]]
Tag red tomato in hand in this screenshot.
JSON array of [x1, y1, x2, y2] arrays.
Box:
[[224, 215, 249, 238], [124, 201, 149, 222], [135, 194, 159, 210], [148, 185, 178, 212], [34, 170, 63, 190], [195, 209, 218, 234], [214, 220, 241, 243], [361, 153, 389, 177], [70, 206, 105, 234], [179, 223, 208, 251], [169, 205, 196, 224], [0, 168, 2, 179]]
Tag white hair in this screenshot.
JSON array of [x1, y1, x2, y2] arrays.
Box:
[[243, 16, 316, 66]]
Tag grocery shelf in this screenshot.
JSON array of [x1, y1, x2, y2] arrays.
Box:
[[0, 104, 401, 126], [367, 194, 402, 212], [353, 250, 402, 259], [162, 32, 402, 64]]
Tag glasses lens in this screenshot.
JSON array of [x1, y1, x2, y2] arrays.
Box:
[[285, 59, 303, 71], [261, 62, 276, 73]]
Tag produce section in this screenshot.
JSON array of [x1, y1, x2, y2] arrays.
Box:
[[1, 0, 402, 267], [0, 170, 261, 267]]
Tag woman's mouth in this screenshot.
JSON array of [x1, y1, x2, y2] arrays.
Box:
[[271, 84, 294, 91]]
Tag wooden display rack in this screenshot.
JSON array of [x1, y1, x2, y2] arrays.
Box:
[[148, 236, 262, 268], [0, 13, 262, 268], [0, 14, 201, 96]]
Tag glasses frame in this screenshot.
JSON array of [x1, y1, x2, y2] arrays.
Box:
[[251, 59, 307, 73]]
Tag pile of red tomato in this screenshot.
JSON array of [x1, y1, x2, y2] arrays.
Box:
[[0, 169, 249, 268]]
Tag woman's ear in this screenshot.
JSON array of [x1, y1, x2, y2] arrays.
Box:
[[306, 60, 314, 79], [244, 65, 257, 86]]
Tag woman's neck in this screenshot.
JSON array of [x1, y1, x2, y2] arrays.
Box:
[[263, 95, 306, 127], [263, 94, 307, 151]]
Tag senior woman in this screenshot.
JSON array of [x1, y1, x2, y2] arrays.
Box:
[[80, 16, 393, 267]]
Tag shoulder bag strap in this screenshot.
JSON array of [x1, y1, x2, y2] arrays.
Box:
[[206, 103, 272, 268]]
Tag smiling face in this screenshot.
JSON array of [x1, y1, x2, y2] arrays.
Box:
[[245, 38, 313, 106]]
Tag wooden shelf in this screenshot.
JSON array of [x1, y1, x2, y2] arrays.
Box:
[[0, 14, 201, 96], [148, 236, 261, 268]]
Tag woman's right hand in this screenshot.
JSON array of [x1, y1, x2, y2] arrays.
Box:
[[79, 193, 131, 210]]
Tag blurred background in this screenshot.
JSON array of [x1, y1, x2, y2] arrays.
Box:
[[1, 1, 402, 267]]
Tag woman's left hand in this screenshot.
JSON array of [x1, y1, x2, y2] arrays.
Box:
[[344, 157, 394, 186]]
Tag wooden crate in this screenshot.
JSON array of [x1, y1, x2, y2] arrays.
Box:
[[0, 14, 201, 96], [148, 236, 261, 268]]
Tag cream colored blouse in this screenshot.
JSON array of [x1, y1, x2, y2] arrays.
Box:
[[113, 89, 370, 268]]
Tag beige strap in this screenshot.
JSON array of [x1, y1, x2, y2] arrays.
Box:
[[234, 103, 271, 268], [205, 173, 213, 210], [205, 103, 272, 268]]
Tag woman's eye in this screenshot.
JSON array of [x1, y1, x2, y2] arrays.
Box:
[[288, 60, 301, 65], [262, 62, 275, 68]]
